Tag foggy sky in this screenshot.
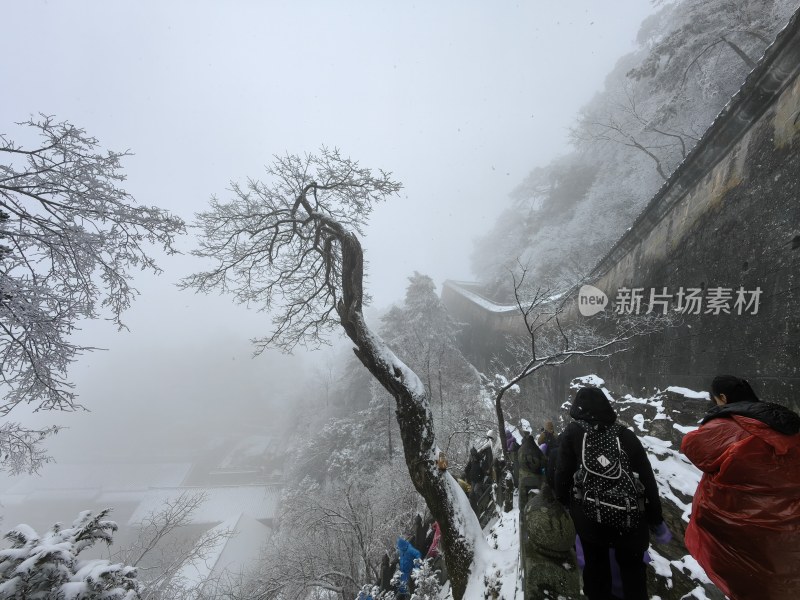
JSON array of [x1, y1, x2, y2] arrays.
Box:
[[0, 1, 656, 463]]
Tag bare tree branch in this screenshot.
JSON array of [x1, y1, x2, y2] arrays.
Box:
[[115, 491, 236, 600], [491, 264, 673, 469], [0, 422, 59, 475]]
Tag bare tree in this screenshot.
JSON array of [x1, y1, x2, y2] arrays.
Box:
[[572, 85, 699, 182], [116, 491, 235, 600], [269, 482, 385, 600], [491, 266, 669, 469], [183, 148, 488, 600], [0, 115, 185, 472], [239, 459, 422, 600]]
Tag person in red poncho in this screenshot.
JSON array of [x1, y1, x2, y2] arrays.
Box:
[[681, 375, 800, 600]]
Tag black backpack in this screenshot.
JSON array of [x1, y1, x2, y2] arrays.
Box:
[[572, 422, 645, 531]]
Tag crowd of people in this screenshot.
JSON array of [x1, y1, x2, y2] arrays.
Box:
[[382, 374, 800, 600]]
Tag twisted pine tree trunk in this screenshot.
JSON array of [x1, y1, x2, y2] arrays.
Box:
[[332, 225, 481, 600]]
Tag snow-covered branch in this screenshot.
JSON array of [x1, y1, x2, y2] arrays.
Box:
[[0, 509, 139, 599], [0, 115, 185, 471], [0, 422, 59, 475]]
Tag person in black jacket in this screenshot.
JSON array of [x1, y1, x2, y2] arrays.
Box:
[[554, 387, 666, 600], [544, 431, 562, 489], [518, 428, 544, 519]]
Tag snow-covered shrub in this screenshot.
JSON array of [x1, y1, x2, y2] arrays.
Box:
[[410, 558, 441, 600], [482, 566, 502, 600], [356, 583, 390, 600], [0, 509, 139, 599]]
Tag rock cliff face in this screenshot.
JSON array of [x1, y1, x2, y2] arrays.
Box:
[[448, 11, 800, 600]]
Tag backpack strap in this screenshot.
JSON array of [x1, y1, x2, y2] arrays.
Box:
[[579, 425, 623, 479]]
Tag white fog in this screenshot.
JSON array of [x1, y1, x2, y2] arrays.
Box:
[[2, 1, 798, 599]]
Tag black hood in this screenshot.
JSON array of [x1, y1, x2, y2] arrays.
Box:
[[569, 387, 616, 426], [702, 401, 800, 435]]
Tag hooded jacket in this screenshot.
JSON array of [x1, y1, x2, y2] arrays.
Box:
[[396, 538, 421, 593], [506, 428, 519, 452], [681, 401, 800, 600], [518, 433, 544, 489], [464, 448, 483, 485], [554, 388, 662, 549]]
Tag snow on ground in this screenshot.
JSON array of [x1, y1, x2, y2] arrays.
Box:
[[642, 437, 701, 521], [480, 507, 523, 600], [665, 387, 709, 400], [649, 548, 714, 599], [570, 374, 605, 389], [442, 499, 523, 600], [615, 388, 703, 521]]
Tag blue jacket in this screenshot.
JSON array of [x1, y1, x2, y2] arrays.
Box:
[[396, 537, 421, 592]]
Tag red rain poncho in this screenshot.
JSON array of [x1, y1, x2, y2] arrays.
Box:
[[681, 411, 800, 600]]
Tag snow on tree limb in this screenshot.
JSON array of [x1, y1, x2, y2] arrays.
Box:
[[0, 422, 59, 475], [0, 509, 139, 598], [0, 115, 185, 473]]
